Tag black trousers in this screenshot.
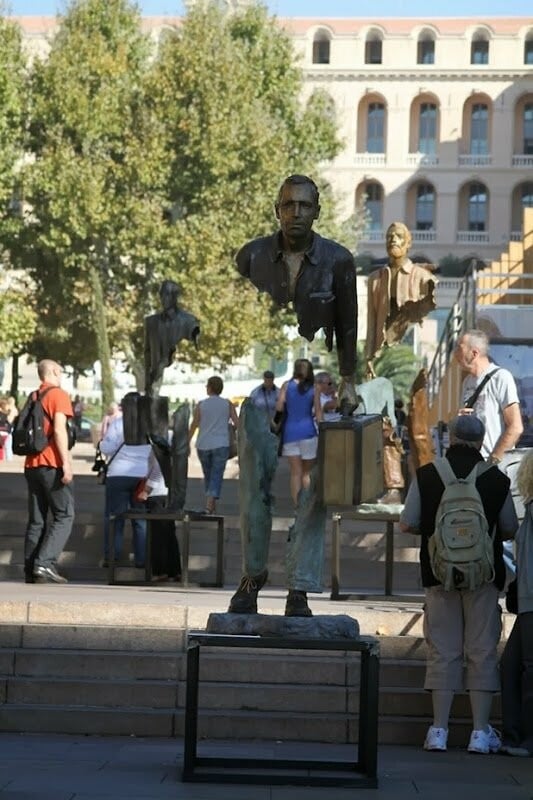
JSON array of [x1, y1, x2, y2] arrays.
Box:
[[24, 466, 75, 572], [147, 496, 181, 578], [500, 611, 533, 753]]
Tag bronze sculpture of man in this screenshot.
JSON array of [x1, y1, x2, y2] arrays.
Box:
[[236, 174, 358, 413], [144, 279, 200, 397], [229, 175, 358, 617], [365, 221, 436, 375]]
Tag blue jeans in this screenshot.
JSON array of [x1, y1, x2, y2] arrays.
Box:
[[197, 447, 229, 499], [104, 476, 146, 565]]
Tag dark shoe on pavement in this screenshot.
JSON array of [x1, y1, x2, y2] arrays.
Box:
[[285, 590, 312, 617], [228, 570, 268, 613], [33, 565, 68, 584]]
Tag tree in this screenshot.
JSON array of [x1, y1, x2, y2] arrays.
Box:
[[146, 2, 344, 368], [22, 0, 170, 403]]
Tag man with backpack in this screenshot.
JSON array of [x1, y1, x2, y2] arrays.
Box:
[[19, 360, 75, 584], [400, 414, 518, 754]]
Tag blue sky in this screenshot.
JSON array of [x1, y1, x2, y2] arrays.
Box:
[[7, 0, 533, 17]]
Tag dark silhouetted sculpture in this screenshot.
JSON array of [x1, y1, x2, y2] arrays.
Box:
[[144, 280, 200, 397]]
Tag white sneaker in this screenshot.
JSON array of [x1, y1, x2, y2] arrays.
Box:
[[501, 745, 530, 757], [424, 725, 448, 751], [468, 725, 501, 754]]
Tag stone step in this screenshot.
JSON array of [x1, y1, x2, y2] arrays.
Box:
[[5, 676, 178, 708], [8, 649, 181, 681]]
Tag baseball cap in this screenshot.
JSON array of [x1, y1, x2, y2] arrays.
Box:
[[448, 414, 485, 442]]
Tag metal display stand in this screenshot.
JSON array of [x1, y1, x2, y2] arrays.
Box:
[[182, 631, 380, 788], [331, 507, 403, 599], [108, 511, 224, 586]]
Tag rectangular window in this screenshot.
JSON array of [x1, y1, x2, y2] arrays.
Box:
[[471, 40, 489, 65], [365, 39, 382, 65], [367, 104, 384, 153], [417, 40, 435, 65], [470, 104, 488, 155], [419, 104, 436, 155]]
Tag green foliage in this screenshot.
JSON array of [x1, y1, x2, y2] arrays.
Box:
[[0, 16, 27, 244], [7, 0, 347, 390], [0, 282, 37, 358], [147, 1, 343, 367], [21, 0, 171, 400], [438, 253, 467, 277], [371, 345, 420, 402]]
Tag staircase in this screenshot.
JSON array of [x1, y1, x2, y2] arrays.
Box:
[[0, 592, 514, 747], [427, 206, 533, 427]]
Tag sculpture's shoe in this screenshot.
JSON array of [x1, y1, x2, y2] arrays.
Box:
[[228, 570, 268, 614], [285, 590, 313, 617]]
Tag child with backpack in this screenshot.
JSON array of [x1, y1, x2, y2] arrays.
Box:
[[400, 414, 518, 754]]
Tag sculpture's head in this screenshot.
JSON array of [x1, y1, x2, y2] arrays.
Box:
[[275, 175, 320, 243], [159, 279, 180, 312], [386, 222, 412, 260]]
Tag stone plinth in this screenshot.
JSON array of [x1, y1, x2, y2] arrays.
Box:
[[206, 612, 359, 639]]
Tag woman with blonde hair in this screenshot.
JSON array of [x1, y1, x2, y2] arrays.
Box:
[[500, 449, 533, 757]]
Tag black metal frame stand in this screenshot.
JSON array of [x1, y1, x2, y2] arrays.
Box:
[[330, 509, 400, 599], [108, 511, 224, 586], [182, 632, 380, 788]]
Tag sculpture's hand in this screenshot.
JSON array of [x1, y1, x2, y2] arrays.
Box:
[[365, 360, 376, 380], [338, 377, 358, 417]]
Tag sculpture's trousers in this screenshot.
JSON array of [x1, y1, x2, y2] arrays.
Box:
[[238, 400, 326, 592]]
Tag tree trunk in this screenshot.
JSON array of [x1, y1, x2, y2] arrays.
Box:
[[9, 352, 19, 400], [88, 263, 114, 408]]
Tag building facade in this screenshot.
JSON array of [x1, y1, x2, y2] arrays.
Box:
[[16, 14, 533, 268]]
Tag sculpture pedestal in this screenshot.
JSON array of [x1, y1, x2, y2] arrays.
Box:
[[183, 631, 380, 788], [206, 611, 359, 639]]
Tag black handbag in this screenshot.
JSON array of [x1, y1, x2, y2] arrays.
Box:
[[93, 441, 124, 486]]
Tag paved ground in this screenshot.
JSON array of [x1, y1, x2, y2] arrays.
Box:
[[0, 733, 531, 799], [2, 443, 530, 797]]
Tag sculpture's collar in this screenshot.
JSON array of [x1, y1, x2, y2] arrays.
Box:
[[270, 230, 320, 265]]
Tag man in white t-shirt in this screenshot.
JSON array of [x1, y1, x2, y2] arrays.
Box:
[[455, 329, 523, 464]]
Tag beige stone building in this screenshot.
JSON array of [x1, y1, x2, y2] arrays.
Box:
[[16, 13, 533, 268]]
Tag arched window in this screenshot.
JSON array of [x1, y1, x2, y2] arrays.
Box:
[[524, 35, 533, 65], [522, 182, 533, 208], [415, 183, 435, 230], [365, 35, 382, 65], [417, 36, 435, 65], [468, 182, 488, 231], [312, 32, 330, 65], [364, 182, 383, 230], [367, 103, 385, 153], [470, 103, 489, 155], [471, 32, 489, 64], [524, 102, 533, 154], [419, 103, 437, 155]]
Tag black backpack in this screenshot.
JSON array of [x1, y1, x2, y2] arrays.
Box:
[[12, 387, 76, 456]]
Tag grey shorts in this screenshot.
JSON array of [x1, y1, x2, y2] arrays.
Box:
[[423, 582, 502, 692]]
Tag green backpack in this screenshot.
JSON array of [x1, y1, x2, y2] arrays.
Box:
[[429, 458, 494, 591]]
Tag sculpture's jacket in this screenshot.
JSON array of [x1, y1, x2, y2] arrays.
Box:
[[236, 231, 357, 377]]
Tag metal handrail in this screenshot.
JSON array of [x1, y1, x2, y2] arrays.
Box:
[[426, 261, 477, 406]]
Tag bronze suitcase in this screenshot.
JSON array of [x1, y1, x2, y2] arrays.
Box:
[[318, 414, 383, 506]]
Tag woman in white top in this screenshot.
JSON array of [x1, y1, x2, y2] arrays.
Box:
[[188, 376, 239, 514], [100, 415, 150, 567]]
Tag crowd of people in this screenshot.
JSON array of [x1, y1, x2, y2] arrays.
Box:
[[8, 332, 533, 757]]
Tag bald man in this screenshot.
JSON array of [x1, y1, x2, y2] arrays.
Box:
[[23, 359, 75, 584]]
